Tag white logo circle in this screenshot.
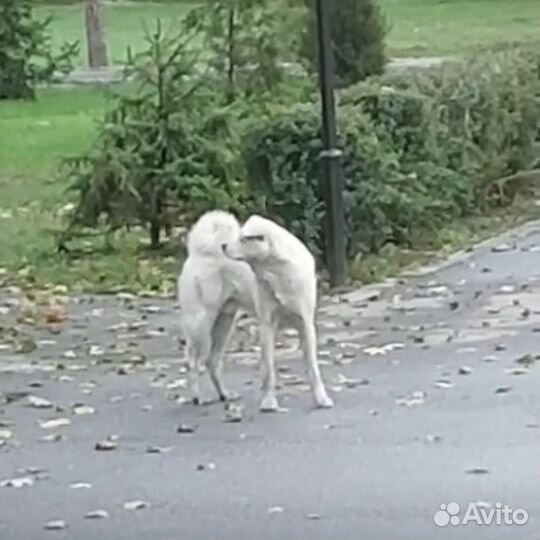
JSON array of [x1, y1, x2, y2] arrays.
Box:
[[434, 502, 460, 527]]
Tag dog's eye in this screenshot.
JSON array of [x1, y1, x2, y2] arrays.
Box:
[[243, 234, 264, 242]]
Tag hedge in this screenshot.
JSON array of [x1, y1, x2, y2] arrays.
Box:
[[241, 48, 540, 260]]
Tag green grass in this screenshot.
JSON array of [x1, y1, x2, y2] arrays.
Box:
[[36, 2, 197, 65], [1, 0, 539, 293], [35, 0, 540, 65], [383, 0, 540, 57]]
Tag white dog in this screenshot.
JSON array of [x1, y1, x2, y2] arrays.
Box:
[[178, 210, 259, 404], [223, 215, 334, 411]]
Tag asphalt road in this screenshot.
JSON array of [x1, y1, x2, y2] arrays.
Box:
[[1, 220, 539, 540]]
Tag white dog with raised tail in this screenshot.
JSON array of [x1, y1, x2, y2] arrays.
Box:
[[223, 214, 334, 411], [178, 210, 259, 404]]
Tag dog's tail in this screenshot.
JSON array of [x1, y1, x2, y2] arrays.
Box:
[[186, 210, 241, 257]]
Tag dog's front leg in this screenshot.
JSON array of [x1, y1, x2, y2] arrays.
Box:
[[299, 318, 334, 408], [259, 322, 279, 412]]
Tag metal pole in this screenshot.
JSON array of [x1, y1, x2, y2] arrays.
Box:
[[315, 0, 346, 287]]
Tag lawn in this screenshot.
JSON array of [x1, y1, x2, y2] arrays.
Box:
[[1, 0, 539, 293], [34, 0, 540, 65]]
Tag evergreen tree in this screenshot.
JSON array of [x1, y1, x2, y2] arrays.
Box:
[[0, 0, 78, 99]]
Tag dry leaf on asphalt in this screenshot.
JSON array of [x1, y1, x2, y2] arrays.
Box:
[[39, 418, 70, 430], [85, 510, 109, 519], [73, 405, 95, 416], [123, 500, 149, 511], [44, 520, 66, 530], [95, 437, 118, 451], [27, 395, 53, 409], [1, 476, 34, 488]]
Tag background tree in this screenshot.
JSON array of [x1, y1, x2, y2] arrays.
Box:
[[85, 0, 108, 68], [64, 22, 241, 249], [0, 0, 78, 99], [299, 0, 387, 88], [186, 0, 287, 103]]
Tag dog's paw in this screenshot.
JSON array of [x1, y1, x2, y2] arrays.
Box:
[[315, 393, 334, 409], [259, 393, 280, 412]]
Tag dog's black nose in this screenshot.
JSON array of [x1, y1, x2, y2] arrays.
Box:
[[221, 243, 227, 252]]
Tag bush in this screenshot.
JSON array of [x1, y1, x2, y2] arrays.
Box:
[[376, 49, 539, 205], [299, 0, 387, 88], [0, 0, 78, 99], [242, 48, 540, 260]]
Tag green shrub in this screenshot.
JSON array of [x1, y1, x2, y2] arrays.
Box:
[[0, 0, 78, 99], [378, 49, 539, 204], [299, 0, 387, 88], [242, 48, 539, 260]]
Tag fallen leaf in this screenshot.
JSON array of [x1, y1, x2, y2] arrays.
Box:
[[14, 336, 37, 354], [39, 418, 70, 430], [435, 379, 453, 389], [40, 433, 64, 443], [364, 342, 404, 356], [95, 438, 117, 451], [44, 304, 68, 324], [1, 476, 34, 488], [85, 510, 109, 519], [44, 520, 66, 530], [0, 429, 13, 440], [337, 373, 369, 388], [177, 424, 197, 434], [73, 405, 95, 416], [466, 468, 489, 475], [499, 285, 515, 294], [123, 500, 149, 511], [267, 506, 284, 514], [491, 243, 512, 253], [27, 395, 53, 409], [395, 391, 426, 407], [223, 403, 243, 423], [516, 354, 536, 366], [146, 445, 172, 454], [507, 367, 529, 376]]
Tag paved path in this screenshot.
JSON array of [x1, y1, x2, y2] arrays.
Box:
[[57, 57, 448, 85], [1, 220, 539, 540]]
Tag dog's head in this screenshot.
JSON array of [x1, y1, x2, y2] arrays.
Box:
[[222, 215, 273, 262]]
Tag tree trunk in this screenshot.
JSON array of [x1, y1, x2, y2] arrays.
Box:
[[149, 220, 161, 250], [85, 0, 108, 68], [225, 6, 236, 104]]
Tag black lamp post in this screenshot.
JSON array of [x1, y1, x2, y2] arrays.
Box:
[[314, 0, 346, 287]]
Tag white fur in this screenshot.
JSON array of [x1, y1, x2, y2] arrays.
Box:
[[223, 214, 333, 410], [178, 210, 259, 404]]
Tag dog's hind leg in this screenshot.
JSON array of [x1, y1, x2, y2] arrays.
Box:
[[259, 322, 279, 412], [185, 316, 213, 405], [185, 341, 206, 405], [206, 311, 238, 402], [299, 317, 334, 409]]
